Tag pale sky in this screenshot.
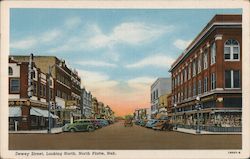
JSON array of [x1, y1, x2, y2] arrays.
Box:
[[10, 9, 242, 116]]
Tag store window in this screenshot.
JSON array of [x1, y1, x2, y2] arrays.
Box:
[[211, 42, 216, 65], [10, 78, 20, 93], [224, 39, 240, 61], [225, 70, 240, 88]]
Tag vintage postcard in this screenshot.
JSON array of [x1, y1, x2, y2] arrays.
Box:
[[1, 0, 250, 159]]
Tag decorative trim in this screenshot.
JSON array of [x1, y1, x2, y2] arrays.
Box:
[[215, 34, 223, 41]]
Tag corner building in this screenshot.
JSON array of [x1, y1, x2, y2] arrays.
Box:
[[169, 15, 242, 131]]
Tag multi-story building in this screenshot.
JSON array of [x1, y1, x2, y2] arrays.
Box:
[[169, 14, 242, 130], [81, 88, 92, 119], [10, 55, 82, 124], [158, 93, 170, 116], [91, 97, 98, 119], [8, 55, 58, 130], [150, 78, 171, 118]]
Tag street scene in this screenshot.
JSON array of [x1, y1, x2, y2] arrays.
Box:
[[7, 8, 242, 151], [9, 121, 241, 150]]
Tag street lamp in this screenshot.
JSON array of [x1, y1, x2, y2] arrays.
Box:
[[47, 65, 56, 134], [195, 96, 201, 134], [174, 103, 177, 130]]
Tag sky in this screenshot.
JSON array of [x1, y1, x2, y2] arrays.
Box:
[[10, 9, 242, 116]]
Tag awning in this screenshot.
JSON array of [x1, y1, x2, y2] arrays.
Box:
[[30, 107, 59, 119], [9, 106, 22, 117]]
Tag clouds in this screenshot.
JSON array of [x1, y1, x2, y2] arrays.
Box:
[[87, 22, 173, 49], [10, 37, 37, 50], [75, 60, 117, 68], [128, 76, 156, 90], [126, 54, 175, 69], [173, 39, 192, 50]]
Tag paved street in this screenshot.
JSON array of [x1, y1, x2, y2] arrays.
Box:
[[9, 121, 241, 150]]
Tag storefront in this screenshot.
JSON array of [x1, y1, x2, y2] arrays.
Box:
[[9, 100, 59, 130]]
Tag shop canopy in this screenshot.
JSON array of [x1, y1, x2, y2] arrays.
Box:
[[30, 107, 59, 119], [9, 106, 22, 117]]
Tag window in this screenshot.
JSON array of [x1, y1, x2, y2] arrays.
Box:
[[225, 70, 240, 88], [9, 67, 13, 75], [184, 69, 187, 82], [211, 73, 216, 90], [198, 55, 202, 73], [193, 81, 196, 96], [211, 42, 216, 65], [192, 60, 196, 77], [198, 80, 202, 94], [188, 64, 191, 80], [204, 77, 208, 93], [224, 39, 240, 60], [43, 85, 46, 97], [156, 90, 158, 98], [33, 82, 37, 95], [203, 50, 208, 69], [40, 84, 43, 96], [10, 79, 20, 92]]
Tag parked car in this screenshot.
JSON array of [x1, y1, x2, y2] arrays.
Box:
[[90, 119, 102, 129], [145, 119, 159, 128], [62, 119, 95, 132], [152, 120, 173, 131], [97, 119, 109, 127]]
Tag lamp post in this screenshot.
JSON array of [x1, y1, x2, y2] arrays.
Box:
[[47, 65, 56, 134], [174, 103, 177, 130], [195, 96, 201, 134]]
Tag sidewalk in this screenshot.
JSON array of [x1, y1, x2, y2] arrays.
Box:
[[174, 128, 242, 135], [9, 127, 63, 134]]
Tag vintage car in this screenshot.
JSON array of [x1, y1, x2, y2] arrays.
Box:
[[152, 120, 173, 131], [145, 119, 159, 128], [62, 119, 95, 132], [124, 119, 133, 127]]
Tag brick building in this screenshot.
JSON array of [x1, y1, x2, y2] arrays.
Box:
[[169, 15, 242, 131], [10, 55, 82, 124], [9, 56, 58, 130]]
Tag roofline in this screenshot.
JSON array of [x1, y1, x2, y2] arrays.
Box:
[[169, 22, 242, 72]]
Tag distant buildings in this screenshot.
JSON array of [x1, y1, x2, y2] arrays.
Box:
[[169, 14, 242, 130], [150, 78, 171, 118], [81, 88, 92, 118], [8, 54, 115, 130], [134, 108, 151, 120]]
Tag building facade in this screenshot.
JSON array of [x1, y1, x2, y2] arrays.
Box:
[[10, 55, 82, 124], [81, 88, 92, 119], [150, 78, 171, 118], [9, 56, 58, 130], [169, 14, 242, 131]]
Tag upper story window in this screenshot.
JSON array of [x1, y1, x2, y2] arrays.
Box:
[[203, 50, 208, 69], [198, 80, 202, 95], [188, 64, 191, 80], [10, 78, 20, 93], [211, 73, 216, 90], [192, 60, 196, 77], [193, 80, 196, 96], [204, 77, 208, 93], [224, 39, 240, 61], [198, 55, 202, 74], [211, 42, 216, 65], [9, 67, 13, 76], [225, 70, 240, 88], [184, 69, 187, 82]]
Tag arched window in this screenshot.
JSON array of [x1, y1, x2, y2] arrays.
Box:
[[224, 39, 240, 60], [9, 67, 13, 75]]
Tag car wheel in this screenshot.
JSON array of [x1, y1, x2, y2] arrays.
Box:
[[88, 126, 95, 132], [70, 128, 75, 132]]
